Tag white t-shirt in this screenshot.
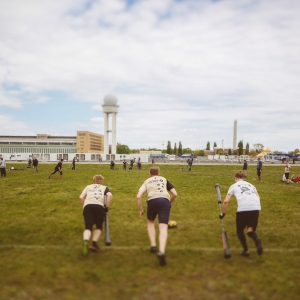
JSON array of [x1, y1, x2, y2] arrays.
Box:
[[227, 181, 261, 212], [81, 184, 107, 208], [138, 176, 171, 201], [0, 159, 6, 168]]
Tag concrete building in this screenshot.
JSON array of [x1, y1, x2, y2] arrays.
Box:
[[0, 131, 104, 162], [76, 131, 104, 153]]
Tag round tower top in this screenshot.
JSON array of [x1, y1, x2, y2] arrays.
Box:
[[103, 94, 118, 106]]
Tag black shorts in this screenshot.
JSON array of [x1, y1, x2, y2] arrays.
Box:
[[236, 210, 259, 231], [52, 168, 62, 175], [257, 169, 262, 176], [147, 198, 171, 224], [83, 204, 105, 231]]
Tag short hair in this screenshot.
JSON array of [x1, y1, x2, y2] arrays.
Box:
[[93, 175, 104, 184], [235, 172, 244, 179], [149, 166, 160, 176]]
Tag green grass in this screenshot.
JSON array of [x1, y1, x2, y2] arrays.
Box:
[[0, 163, 300, 300]]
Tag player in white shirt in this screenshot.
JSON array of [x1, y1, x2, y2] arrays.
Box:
[[219, 172, 263, 257], [136, 166, 177, 266], [79, 175, 113, 255]]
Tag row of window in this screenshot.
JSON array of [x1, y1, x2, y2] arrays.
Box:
[[0, 147, 76, 153]]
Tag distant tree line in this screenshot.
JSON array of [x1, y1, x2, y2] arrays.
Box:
[[117, 142, 299, 156]]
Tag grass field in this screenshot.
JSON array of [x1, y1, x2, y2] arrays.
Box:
[[0, 162, 300, 300]]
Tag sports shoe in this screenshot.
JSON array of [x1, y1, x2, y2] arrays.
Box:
[[82, 240, 89, 256], [256, 239, 263, 255], [89, 241, 100, 252], [150, 246, 157, 253], [157, 251, 166, 266], [240, 250, 250, 257]]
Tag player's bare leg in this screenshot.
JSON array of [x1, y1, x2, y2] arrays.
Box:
[[147, 220, 156, 251]]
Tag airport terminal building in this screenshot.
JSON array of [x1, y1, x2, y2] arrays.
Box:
[[0, 131, 104, 162]]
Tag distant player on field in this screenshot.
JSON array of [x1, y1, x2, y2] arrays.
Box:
[[32, 157, 38, 173], [72, 157, 76, 170], [256, 157, 263, 181], [48, 159, 63, 179], [242, 160, 248, 178], [136, 166, 177, 266], [219, 171, 263, 257], [79, 174, 113, 255]]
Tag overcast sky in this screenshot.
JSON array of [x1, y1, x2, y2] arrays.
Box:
[[0, 0, 299, 152]]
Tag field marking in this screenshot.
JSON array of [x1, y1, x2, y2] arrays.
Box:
[[0, 244, 299, 252]]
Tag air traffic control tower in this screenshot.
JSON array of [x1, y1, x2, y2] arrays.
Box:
[[102, 94, 119, 155]]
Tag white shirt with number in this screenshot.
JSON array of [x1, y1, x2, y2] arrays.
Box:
[[227, 181, 261, 212], [81, 184, 107, 208]]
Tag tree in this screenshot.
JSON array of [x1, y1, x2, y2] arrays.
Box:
[[293, 148, 299, 154], [206, 141, 210, 150], [194, 149, 204, 156], [178, 141, 183, 156], [238, 140, 243, 155], [253, 143, 264, 153], [182, 147, 193, 154], [167, 141, 172, 154], [214, 142, 217, 148], [174, 143, 177, 156], [246, 143, 250, 155], [117, 144, 131, 154]]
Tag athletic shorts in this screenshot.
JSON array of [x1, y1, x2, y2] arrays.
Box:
[[285, 172, 290, 179], [52, 168, 62, 175], [147, 198, 171, 224], [236, 210, 259, 232], [257, 169, 262, 177], [83, 204, 105, 231]]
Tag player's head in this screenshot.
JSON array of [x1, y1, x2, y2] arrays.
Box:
[[93, 174, 104, 184], [235, 172, 244, 180], [149, 166, 160, 176]]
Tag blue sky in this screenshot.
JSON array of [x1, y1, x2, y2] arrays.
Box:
[[0, 0, 299, 152]]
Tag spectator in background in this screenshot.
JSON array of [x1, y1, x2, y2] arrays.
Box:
[[32, 157, 39, 173], [257, 158, 263, 182], [0, 157, 6, 177], [243, 160, 248, 178], [72, 157, 76, 170]]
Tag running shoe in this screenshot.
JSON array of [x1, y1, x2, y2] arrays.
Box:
[[89, 241, 100, 252], [82, 240, 89, 256], [157, 251, 166, 266]]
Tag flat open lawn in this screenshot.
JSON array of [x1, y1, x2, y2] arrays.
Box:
[[0, 162, 299, 300]]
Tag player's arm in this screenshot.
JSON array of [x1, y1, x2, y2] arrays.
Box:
[[221, 194, 232, 214], [105, 191, 113, 208], [169, 188, 177, 203], [167, 181, 177, 203], [136, 188, 145, 217], [79, 190, 87, 205]]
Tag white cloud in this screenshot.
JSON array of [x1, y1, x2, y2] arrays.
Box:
[[0, 0, 299, 151], [0, 114, 28, 133]]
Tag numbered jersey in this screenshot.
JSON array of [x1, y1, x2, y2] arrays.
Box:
[[138, 176, 174, 201], [81, 184, 110, 208]]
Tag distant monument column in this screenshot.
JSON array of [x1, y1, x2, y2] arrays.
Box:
[[233, 120, 237, 150], [102, 94, 119, 155]]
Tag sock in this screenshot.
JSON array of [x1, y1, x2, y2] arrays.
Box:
[[237, 231, 248, 252], [247, 231, 258, 241]]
